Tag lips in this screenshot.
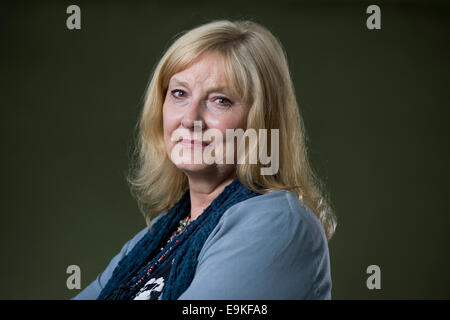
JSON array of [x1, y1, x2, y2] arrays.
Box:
[[178, 138, 211, 147]]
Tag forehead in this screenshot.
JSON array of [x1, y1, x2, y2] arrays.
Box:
[[169, 52, 231, 89]]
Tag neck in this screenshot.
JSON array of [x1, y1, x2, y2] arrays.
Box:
[[185, 170, 236, 221]]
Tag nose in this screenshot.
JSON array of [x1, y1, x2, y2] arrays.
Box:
[[181, 98, 206, 131]]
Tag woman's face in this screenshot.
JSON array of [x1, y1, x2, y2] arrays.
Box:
[[163, 52, 250, 175]]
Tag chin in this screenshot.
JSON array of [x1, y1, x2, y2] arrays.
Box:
[[176, 163, 214, 174], [168, 143, 215, 173]]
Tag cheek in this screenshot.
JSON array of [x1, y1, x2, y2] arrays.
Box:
[[209, 110, 247, 133], [205, 104, 247, 129], [237, 105, 250, 127], [162, 103, 176, 142], [163, 100, 176, 123]]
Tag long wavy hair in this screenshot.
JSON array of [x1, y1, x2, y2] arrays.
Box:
[[127, 20, 337, 240]]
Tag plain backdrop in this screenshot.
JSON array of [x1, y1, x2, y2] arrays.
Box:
[[1, 0, 449, 299]]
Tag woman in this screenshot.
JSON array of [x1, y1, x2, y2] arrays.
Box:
[[73, 19, 337, 300]]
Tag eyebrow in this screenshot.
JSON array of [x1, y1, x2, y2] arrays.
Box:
[[169, 77, 235, 97], [170, 77, 190, 88]]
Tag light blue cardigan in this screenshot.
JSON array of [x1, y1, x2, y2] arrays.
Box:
[[73, 189, 332, 300]]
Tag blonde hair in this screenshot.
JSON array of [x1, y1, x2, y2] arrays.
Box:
[[127, 20, 337, 240]]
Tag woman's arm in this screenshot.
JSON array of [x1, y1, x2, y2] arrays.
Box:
[[71, 214, 167, 300], [178, 190, 332, 300]]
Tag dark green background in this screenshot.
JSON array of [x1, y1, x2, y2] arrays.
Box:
[[1, 0, 449, 299]]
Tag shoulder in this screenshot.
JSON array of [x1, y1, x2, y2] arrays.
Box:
[[123, 212, 169, 255], [194, 189, 332, 299], [199, 188, 329, 265], [122, 227, 149, 255], [214, 189, 327, 246]]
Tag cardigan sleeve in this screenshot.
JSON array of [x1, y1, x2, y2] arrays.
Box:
[[177, 190, 332, 300], [71, 214, 166, 300]]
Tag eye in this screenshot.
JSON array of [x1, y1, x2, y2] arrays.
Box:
[[214, 96, 233, 107], [171, 89, 186, 98]]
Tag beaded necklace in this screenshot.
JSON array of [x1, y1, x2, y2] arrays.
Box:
[[128, 214, 192, 290], [98, 177, 262, 300], [159, 214, 191, 251]]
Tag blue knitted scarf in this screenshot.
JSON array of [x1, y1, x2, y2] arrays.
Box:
[[97, 177, 261, 300]]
